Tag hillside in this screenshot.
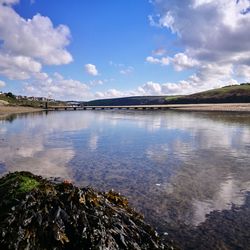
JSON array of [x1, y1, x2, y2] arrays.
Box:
[[86, 96, 176, 106], [166, 83, 250, 104], [0, 93, 65, 108], [85, 83, 250, 106]]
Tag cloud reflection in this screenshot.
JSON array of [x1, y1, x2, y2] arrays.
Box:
[[0, 110, 250, 228]]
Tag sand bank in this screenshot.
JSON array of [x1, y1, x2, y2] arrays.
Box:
[[0, 105, 43, 118], [169, 103, 250, 112]]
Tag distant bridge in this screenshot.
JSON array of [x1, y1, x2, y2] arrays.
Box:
[[44, 103, 250, 112], [45, 105, 175, 111]]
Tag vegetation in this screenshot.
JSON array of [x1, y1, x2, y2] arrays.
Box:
[[0, 172, 175, 249], [0, 93, 65, 108], [164, 83, 250, 104], [0, 172, 40, 201], [5, 92, 15, 99], [86, 96, 170, 106]]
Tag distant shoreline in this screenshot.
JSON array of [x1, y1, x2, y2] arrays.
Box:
[[168, 103, 250, 112], [0, 103, 250, 119]]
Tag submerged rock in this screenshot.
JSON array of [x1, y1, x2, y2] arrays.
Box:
[[0, 172, 176, 250]]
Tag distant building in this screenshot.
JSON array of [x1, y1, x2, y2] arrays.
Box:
[[66, 101, 81, 107], [16, 95, 23, 100]]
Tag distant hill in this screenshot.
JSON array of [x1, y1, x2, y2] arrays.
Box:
[[166, 83, 250, 104], [85, 83, 250, 106], [86, 95, 182, 106]]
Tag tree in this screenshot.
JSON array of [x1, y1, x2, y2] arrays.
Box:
[[6, 92, 15, 99]]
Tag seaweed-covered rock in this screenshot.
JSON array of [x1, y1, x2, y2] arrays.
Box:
[[0, 172, 175, 250]]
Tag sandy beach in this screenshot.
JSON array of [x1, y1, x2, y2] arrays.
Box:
[[169, 103, 250, 112]]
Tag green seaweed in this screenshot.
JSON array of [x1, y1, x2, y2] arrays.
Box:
[[0, 172, 40, 199], [18, 176, 39, 193]]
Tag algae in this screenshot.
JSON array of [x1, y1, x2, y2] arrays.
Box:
[[0, 171, 40, 198], [17, 176, 39, 193], [0, 172, 176, 250]]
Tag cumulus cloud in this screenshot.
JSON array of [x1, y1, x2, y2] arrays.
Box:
[[138, 81, 162, 95], [147, 0, 250, 92], [146, 56, 170, 66], [0, 80, 5, 87], [137, 78, 236, 96], [146, 52, 199, 71], [137, 81, 191, 96], [0, 2, 72, 80], [0, 4, 72, 65], [153, 0, 250, 65], [84, 64, 98, 76], [172, 53, 199, 71], [0, 53, 42, 80], [95, 89, 125, 99], [24, 72, 91, 100], [95, 72, 239, 99]]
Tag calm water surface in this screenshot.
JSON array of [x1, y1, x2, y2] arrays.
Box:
[[1, 110, 250, 248]]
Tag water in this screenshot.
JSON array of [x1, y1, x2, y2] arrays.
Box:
[[1, 110, 250, 248]]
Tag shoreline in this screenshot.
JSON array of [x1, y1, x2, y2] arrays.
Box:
[[0, 103, 250, 119], [169, 103, 250, 112], [0, 105, 43, 119]]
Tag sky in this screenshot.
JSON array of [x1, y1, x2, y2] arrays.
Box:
[[0, 0, 249, 101]]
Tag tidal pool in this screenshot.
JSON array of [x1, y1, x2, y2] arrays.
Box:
[[0, 110, 250, 249]]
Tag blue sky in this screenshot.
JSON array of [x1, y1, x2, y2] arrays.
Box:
[[0, 0, 249, 100]]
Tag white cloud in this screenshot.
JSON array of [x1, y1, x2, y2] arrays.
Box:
[[172, 53, 199, 71], [94, 72, 239, 99], [146, 53, 198, 71], [137, 81, 190, 96], [235, 65, 250, 80], [138, 81, 162, 95], [84, 63, 98, 76], [95, 89, 125, 99], [146, 56, 170, 66], [0, 2, 73, 82], [0, 4, 72, 65], [146, 0, 250, 93], [0, 80, 5, 87], [0, 53, 41, 80], [24, 72, 91, 100], [153, 0, 250, 65]]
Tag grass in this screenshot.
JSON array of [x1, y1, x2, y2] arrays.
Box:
[[165, 95, 183, 101], [164, 83, 250, 103], [192, 83, 250, 96]]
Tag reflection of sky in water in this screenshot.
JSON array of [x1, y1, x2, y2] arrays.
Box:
[[0, 110, 250, 227]]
